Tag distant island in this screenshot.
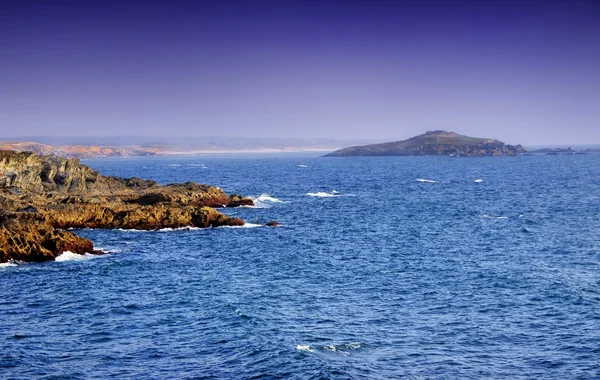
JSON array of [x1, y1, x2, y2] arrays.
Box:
[[324, 131, 527, 157]]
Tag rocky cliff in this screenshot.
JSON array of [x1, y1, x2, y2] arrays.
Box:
[[0, 150, 255, 263], [324, 131, 526, 157]]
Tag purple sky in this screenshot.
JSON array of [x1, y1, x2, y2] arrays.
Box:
[[1, 0, 599, 145]]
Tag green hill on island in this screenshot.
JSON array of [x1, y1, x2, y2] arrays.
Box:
[[323, 131, 526, 157]]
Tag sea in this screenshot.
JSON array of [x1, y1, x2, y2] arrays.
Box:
[[1, 153, 599, 379]]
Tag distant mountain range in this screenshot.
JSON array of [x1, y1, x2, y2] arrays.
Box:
[[324, 131, 527, 157], [0, 137, 373, 158]]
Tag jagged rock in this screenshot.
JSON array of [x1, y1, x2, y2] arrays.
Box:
[[228, 194, 255, 207], [0, 214, 100, 263], [265, 221, 279, 227], [0, 150, 254, 263]]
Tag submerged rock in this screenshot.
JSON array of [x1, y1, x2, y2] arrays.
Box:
[[0, 150, 254, 263]]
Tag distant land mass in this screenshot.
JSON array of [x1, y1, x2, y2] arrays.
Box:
[[0, 137, 374, 158], [324, 131, 527, 157]]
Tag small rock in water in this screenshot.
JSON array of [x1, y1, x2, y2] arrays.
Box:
[[265, 221, 279, 227]]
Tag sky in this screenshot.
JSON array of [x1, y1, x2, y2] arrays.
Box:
[[1, 0, 599, 145]]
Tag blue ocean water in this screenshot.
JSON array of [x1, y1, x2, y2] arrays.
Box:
[[2, 154, 600, 378]]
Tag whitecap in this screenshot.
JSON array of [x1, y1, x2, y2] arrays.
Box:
[[188, 164, 206, 167], [481, 214, 508, 219], [216, 223, 263, 229], [0, 261, 19, 267], [298, 164, 308, 168], [344, 342, 362, 350], [416, 178, 436, 183], [474, 179, 484, 183], [307, 190, 341, 197], [55, 251, 97, 262], [166, 164, 181, 167], [255, 194, 285, 203], [157, 226, 203, 232], [296, 345, 313, 352], [252, 194, 287, 208], [94, 247, 122, 253]]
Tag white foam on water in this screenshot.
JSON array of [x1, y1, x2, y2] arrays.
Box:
[[217, 223, 263, 229], [474, 179, 484, 183], [94, 247, 122, 253], [0, 261, 19, 267], [252, 194, 287, 208], [255, 194, 285, 203], [296, 345, 313, 352], [345, 342, 362, 350], [188, 164, 206, 167], [55, 251, 97, 262], [307, 191, 338, 197], [166, 164, 181, 167], [416, 178, 436, 183], [481, 214, 509, 219], [157, 226, 203, 232], [298, 164, 308, 168]]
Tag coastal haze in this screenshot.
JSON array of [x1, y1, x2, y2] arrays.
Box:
[[1, 0, 600, 145]]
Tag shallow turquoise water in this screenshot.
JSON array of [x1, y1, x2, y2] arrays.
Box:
[[2, 154, 600, 378]]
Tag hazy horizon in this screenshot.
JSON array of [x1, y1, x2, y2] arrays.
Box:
[[2, 0, 599, 145]]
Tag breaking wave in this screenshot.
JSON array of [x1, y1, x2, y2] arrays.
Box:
[[55, 251, 98, 262], [252, 194, 287, 208], [481, 214, 509, 219], [0, 261, 20, 267], [296, 342, 364, 354], [307, 190, 341, 197], [416, 178, 436, 183], [216, 222, 263, 229]]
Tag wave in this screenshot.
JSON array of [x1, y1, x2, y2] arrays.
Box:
[[216, 222, 263, 229], [94, 247, 122, 253], [252, 193, 287, 208], [55, 251, 98, 262], [255, 194, 285, 203], [0, 261, 20, 268], [188, 164, 206, 167], [474, 179, 484, 183], [166, 164, 181, 167], [298, 164, 308, 168], [416, 178, 436, 183], [297, 342, 363, 354], [481, 214, 509, 219], [296, 345, 313, 353], [307, 190, 341, 197], [157, 226, 203, 232]]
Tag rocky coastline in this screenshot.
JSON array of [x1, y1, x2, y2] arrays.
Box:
[[0, 150, 255, 263]]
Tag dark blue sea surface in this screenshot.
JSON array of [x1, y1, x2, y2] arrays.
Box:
[[2, 154, 600, 378]]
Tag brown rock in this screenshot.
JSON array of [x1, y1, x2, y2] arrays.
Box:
[[0, 150, 256, 263]]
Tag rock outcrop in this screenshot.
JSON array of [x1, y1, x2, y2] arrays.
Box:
[[324, 131, 527, 157], [0, 150, 255, 263]]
